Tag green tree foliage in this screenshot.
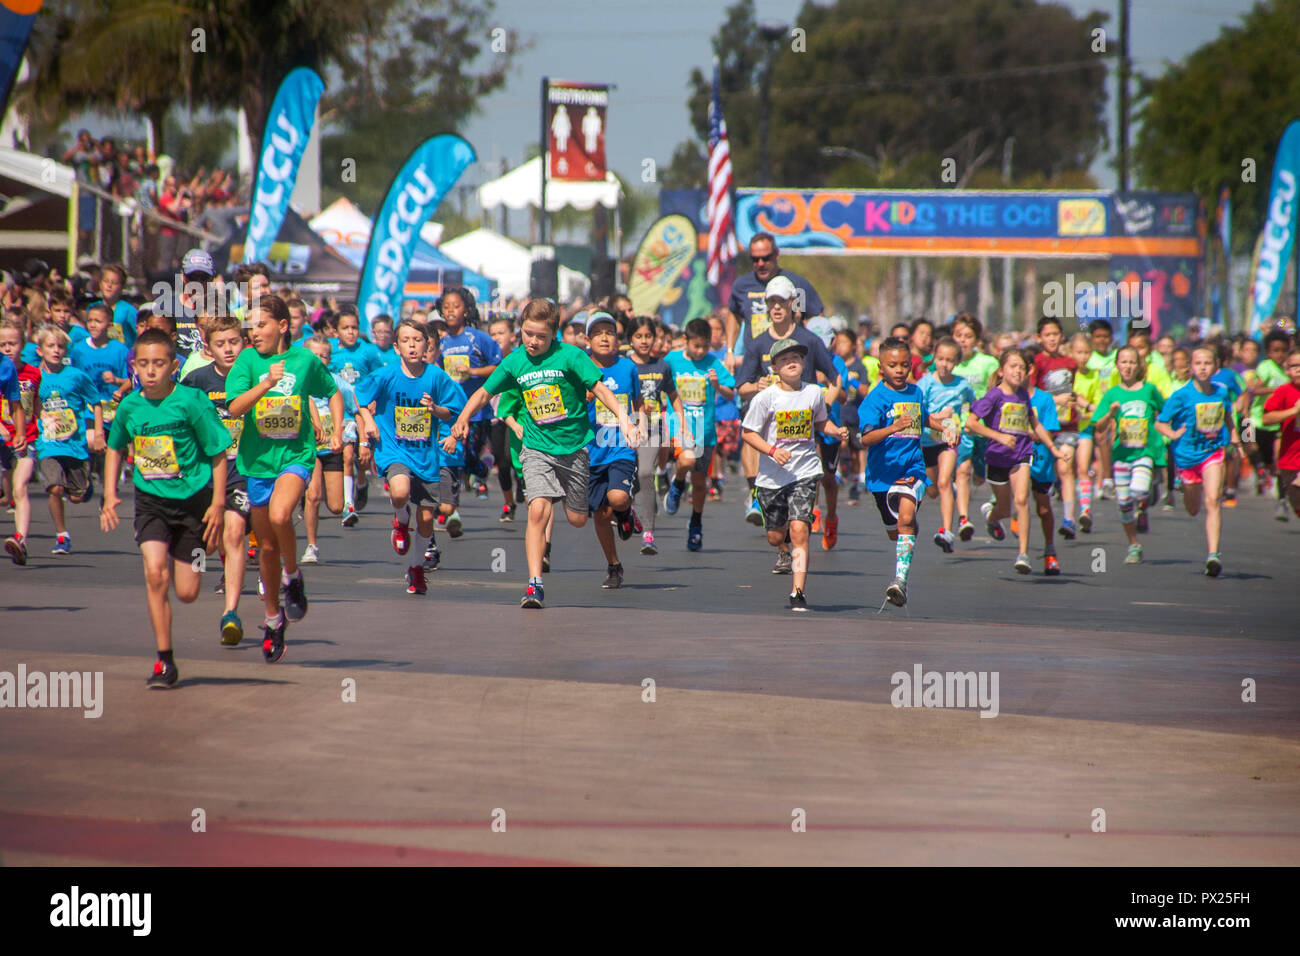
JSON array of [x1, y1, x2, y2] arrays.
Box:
[[1133, 0, 1300, 252]]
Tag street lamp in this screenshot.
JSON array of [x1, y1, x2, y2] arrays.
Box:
[[757, 20, 788, 187]]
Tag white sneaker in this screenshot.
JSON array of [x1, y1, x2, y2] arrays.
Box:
[[301, 543, 320, 564], [1276, 500, 1291, 522], [1100, 479, 1115, 500]]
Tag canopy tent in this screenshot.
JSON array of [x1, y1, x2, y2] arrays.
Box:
[[477, 154, 621, 212], [309, 197, 494, 304], [0, 146, 74, 273], [440, 227, 589, 301], [212, 207, 359, 297]]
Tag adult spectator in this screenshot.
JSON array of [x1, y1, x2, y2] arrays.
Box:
[[724, 232, 824, 363]]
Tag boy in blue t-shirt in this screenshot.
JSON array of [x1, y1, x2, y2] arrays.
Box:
[[34, 327, 102, 554], [858, 337, 937, 607], [916, 337, 975, 553], [1027, 378, 1063, 575], [663, 318, 736, 551], [69, 303, 130, 481]]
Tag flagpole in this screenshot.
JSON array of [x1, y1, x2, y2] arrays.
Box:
[[540, 76, 549, 246]]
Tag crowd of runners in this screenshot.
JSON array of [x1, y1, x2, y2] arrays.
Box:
[[2, 236, 1299, 688]]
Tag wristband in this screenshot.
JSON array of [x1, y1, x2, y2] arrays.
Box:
[[767, 443, 776, 456]]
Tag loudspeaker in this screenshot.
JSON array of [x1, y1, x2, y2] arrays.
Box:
[[590, 256, 617, 303], [529, 258, 559, 299]]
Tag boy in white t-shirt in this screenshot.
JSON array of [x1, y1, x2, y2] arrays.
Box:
[[741, 337, 848, 611]]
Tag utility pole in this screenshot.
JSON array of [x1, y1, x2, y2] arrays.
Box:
[[757, 22, 788, 187], [1002, 137, 1015, 331], [1118, 0, 1130, 191]]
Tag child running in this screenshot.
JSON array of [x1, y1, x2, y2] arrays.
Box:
[[180, 315, 252, 643], [1260, 348, 1300, 519], [1, 320, 38, 563], [34, 326, 102, 555], [950, 313, 1000, 541], [965, 348, 1068, 575], [1089, 345, 1165, 565], [627, 315, 684, 555], [1025, 372, 1063, 574], [300, 335, 359, 562], [69, 303, 130, 483], [917, 336, 974, 552], [444, 298, 636, 609], [226, 295, 342, 660], [741, 337, 847, 610], [355, 319, 465, 594], [100, 329, 232, 687], [1156, 345, 1239, 576]]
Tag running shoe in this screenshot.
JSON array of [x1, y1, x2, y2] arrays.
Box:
[[981, 501, 1004, 541], [745, 495, 764, 527], [1223, 495, 1238, 508], [1136, 507, 1149, 534], [1100, 478, 1114, 500], [631, 510, 644, 534], [789, 588, 809, 612], [616, 511, 636, 541], [301, 543, 320, 564], [475, 482, 489, 500], [1009, 517, 1019, 535], [247, 542, 258, 560], [1162, 496, 1176, 512], [147, 660, 178, 689], [957, 517, 975, 542], [664, 482, 683, 515], [1147, 483, 1161, 509], [437, 513, 447, 526], [220, 610, 243, 646], [281, 573, 308, 621], [446, 510, 464, 537], [257, 577, 265, 598], [708, 481, 720, 501], [687, 525, 703, 552], [811, 508, 821, 533], [822, 515, 838, 551], [51, 535, 70, 555], [4, 534, 27, 565], [355, 479, 369, 512], [1275, 501, 1291, 522], [1044, 554, 1061, 576], [391, 518, 411, 554], [933, 529, 954, 553], [1059, 518, 1077, 540], [773, 549, 793, 574], [847, 483, 861, 505], [341, 506, 359, 527], [499, 504, 515, 523], [1014, 552, 1031, 574], [262, 618, 287, 663], [422, 544, 441, 572], [1125, 544, 1143, 564], [542, 546, 551, 573], [1078, 508, 1093, 533], [1205, 553, 1222, 577], [521, 581, 544, 609], [406, 566, 427, 595], [885, 577, 907, 607], [214, 577, 225, 594], [601, 563, 624, 589], [640, 532, 657, 555]]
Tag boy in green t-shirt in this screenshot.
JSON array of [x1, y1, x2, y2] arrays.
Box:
[[100, 329, 232, 688], [445, 299, 636, 609], [1245, 329, 1292, 505]]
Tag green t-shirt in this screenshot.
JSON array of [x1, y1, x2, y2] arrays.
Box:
[[954, 351, 1000, 398], [483, 341, 601, 456], [1087, 348, 1118, 378], [225, 346, 338, 478], [496, 388, 525, 472], [1249, 359, 1287, 432], [179, 350, 214, 380], [1091, 382, 1165, 464], [108, 384, 231, 499]]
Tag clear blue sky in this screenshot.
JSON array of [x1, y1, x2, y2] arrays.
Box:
[[459, 0, 1260, 194]]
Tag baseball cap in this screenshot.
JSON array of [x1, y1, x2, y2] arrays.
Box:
[[764, 275, 797, 302], [181, 249, 215, 277], [585, 310, 617, 335], [806, 315, 834, 347], [769, 337, 808, 362], [569, 310, 590, 327]]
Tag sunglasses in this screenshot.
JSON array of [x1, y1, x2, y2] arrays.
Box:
[[751, 254, 776, 263]]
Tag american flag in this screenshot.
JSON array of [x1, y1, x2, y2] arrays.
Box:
[[706, 58, 737, 285]]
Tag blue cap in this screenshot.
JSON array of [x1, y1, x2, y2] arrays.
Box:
[[585, 310, 617, 335]]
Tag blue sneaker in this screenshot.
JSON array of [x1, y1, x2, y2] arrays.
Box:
[[687, 525, 703, 551], [220, 610, 243, 646], [51, 535, 71, 555], [521, 580, 545, 608], [664, 482, 683, 516], [745, 495, 764, 527], [1058, 518, 1076, 540]]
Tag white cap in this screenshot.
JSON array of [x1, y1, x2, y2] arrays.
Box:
[[764, 275, 796, 302]]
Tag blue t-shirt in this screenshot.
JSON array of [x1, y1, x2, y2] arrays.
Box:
[[917, 372, 976, 448], [857, 381, 929, 491], [355, 362, 467, 481], [1029, 388, 1060, 485], [710, 347, 738, 421], [663, 349, 735, 449], [1210, 368, 1243, 404], [439, 328, 503, 422], [69, 339, 130, 421], [35, 364, 100, 460], [588, 355, 640, 467], [329, 340, 384, 387], [0, 354, 18, 408], [310, 373, 359, 459], [1158, 381, 1233, 469], [820, 353, 851, 445], [376, 345, 401, 368]]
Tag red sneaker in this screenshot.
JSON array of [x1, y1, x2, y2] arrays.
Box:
[[391, 518, 411, 555], [811, 507, 822, 533], [406, 565, 427, 594], [1044, 554, 1061, 576], [821, 515, 838, 550]]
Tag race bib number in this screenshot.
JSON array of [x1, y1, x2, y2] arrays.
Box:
[[223, 417, 243, 457], [892, 402, 922, 438], [932, 413, 961, 444], [316, 410, 334, 451], [750, 311, 772, 340], [20, 389, 34, 418], [106, 324, 125, 343], [395, 404, 432, 441], [41, 407, 77, 442], [133, 434, 181, 480], [999, 402, 1029, 435], [643, 397, 662, 424], [774, 408, 813, 440], [678, 374, 707, 406], [1118, 416, 1148, 449], [444, 354, 471, 382], [596, 393, 628, 426], [101, 398, 120, 424], [255, 394, 302, 440], [523, 384, 567, 424], [1195, 402, 1224, 435]]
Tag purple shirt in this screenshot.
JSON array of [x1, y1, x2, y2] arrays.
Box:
[[971, 385, 1036, 468]]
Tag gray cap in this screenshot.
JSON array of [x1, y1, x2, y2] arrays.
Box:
[[769, 337, 808, 362], [181, 249, 215, 276]]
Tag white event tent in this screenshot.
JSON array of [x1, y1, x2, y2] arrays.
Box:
[[440, 227, 589, 301], [476, 154, 621, 212]]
